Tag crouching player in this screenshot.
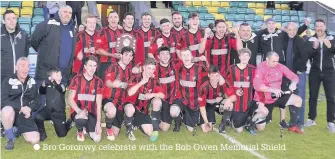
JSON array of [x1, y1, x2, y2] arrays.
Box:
[[35, 68, 72, 141], [226, 48, 268, 135], [125, 57, 166, 142], [170, 49, 208, 134], [102, 47, 134, 141], [68, 56, 103, 142], [156, 46, 207, 132], [198, 66, 236, 133], [1, 57, 40, 150]]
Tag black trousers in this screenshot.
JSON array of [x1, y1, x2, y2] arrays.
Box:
[[150, 1, 156, 8], [308, 70, 335, 123], [72, 11, 82, 26], [35, 107, 69, 137]]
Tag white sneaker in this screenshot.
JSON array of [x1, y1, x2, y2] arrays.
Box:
[[304, 119, 316, 127], [77, 132, 85, 142], [327, 122, 335, 133], [83, 128, 87, 135]]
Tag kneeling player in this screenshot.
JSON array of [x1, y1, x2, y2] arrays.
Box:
[[68, 56, 103, 142], [125, 58, 165, 141], [199, 66, 236, 133], [1, 57, 40, 150], [226, 48, 268, 134], [156, 46, 206, 132], [102, 47, 134, 141], [35, 68, 71, 141], [170, 49, 208, 134]]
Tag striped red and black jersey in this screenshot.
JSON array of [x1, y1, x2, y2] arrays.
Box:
[[179, 29, 205, 57], [171, 27, 188, 36], [120, 29, 145, 66], [69, 74, 103, 115], [226, 64, 256, 113], [199, 80, 234, 107], [175, 63, 208, 111], [97, 27, 122, 63], [73, 31, 101, 74], [103, 63, 132, 110], [150, 33, 182, 60], [136, 28, 161, 58], [205, 35, 237, 77], [155, 60, 183, 104], [127, 76, 165, 115]]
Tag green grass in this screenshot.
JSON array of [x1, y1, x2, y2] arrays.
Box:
[[2, 85, 335, 159]]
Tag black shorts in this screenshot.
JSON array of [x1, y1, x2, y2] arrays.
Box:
[[14, 111, 38, 134], [266, 94, 292, 109], [199, 104, 219, 125], [133, 110, 152, 128], [112, 109, 124, 129], [231, 101, 260, 128], [98, 62, 111, 81], [34, 106, 68, 136], [173, 99, 200, 128], [160, 101, 173, 124], [70, 112, 97, 133]]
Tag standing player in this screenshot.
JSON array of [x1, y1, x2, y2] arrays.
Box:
[[226, 48, 268, 134], [96, 11, 122, 80], [198, 66, 236, 133], [179, 12, 206, 59], [199, 19, 242, 77], [171, 11, 188, 36], [102, 47, 134, 141], [124, 57, 165, 142], [136, 12, 161, 58], [253, 51, 303, 134], [73, 14, 100, 74], [121, 12, 145, 65], [68, 56, 103, 142], [156, 46, 206, 132], [150, 18, 182, 60]]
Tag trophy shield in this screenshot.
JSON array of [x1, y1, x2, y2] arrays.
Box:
[[116, 33, 137, 53]]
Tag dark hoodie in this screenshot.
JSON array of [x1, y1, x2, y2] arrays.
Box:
[[1, 24, 30, 82]]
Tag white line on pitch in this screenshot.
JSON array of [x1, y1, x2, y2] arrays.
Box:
[[213, 128, 268, 159]]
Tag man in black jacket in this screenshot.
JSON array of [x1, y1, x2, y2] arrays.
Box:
[[257, 18, 309, 63], [305, 19, 335, 133], [1, 57, 40, 150], [239, 22, 259, 66], [1, 10, 30, 83], [280, 22, 309, 130], [31, 5, 76, 113], [34, 68, 71, 141]]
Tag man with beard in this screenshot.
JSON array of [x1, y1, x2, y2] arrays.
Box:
[[199, 19, 242, 77], [96, 11, 122, 80], [136, 12, 161, 59], [238, 23, 259, 66], [102, 47, 134, 141], [72, 14, 100, 74], [1, 10, 30, 83], [305, 19, 335, 133], [68, 56, 103, 142], [150, 18, 182, 61], [171, 11, 187, 36]]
